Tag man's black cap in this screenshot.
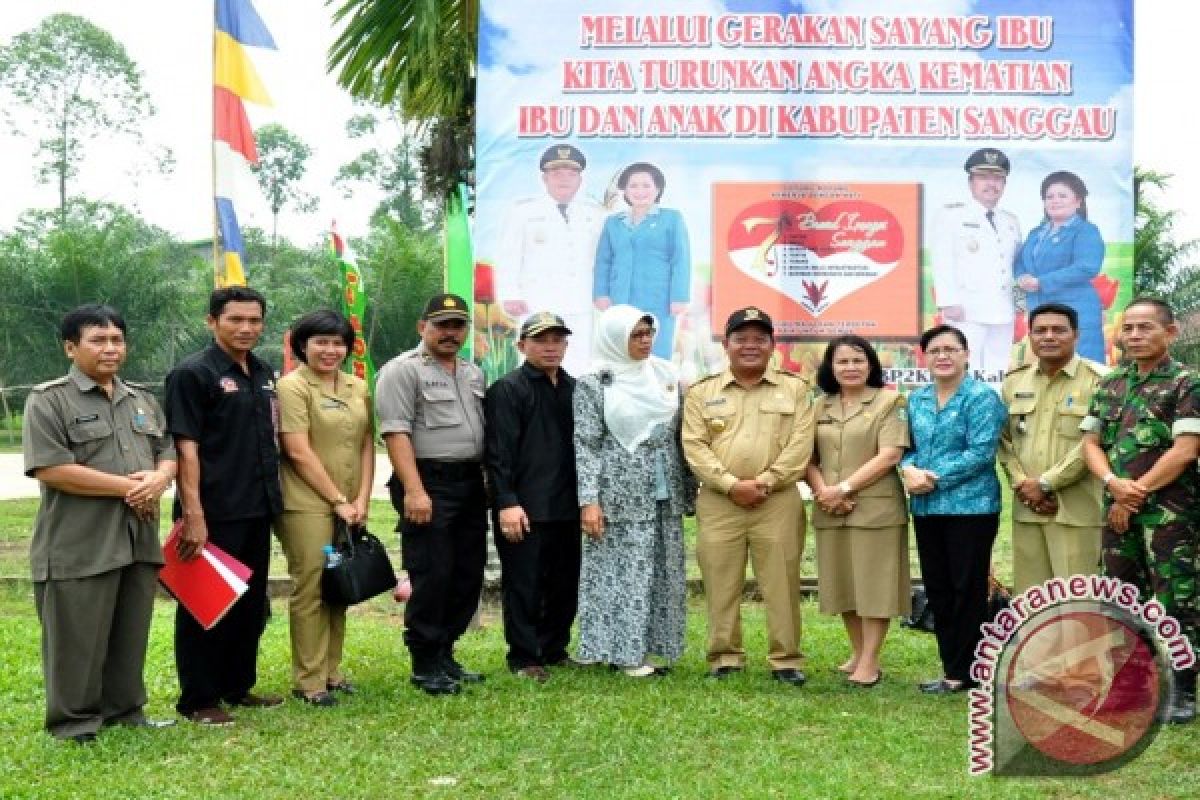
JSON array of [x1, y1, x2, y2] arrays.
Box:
[[540, 144, 586, 171], [964, 148, 1010, 176], [520, 311, 572, 339], [725, 307, 774, 337], [422, 293, 469, 322]]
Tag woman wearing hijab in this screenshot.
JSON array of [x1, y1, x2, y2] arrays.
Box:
[[573, 304, 694, 676]]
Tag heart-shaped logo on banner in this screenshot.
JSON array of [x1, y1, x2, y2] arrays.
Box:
[[727, 200, 904, 316]]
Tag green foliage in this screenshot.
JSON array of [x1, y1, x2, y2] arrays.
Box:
[[0, 200, 205, 387], [1134, 168, 1198, 296], [334, 109, 430, 229], [327, 0, 477, 205], [353, 217, 444, 365], [249, 124, 319, 250], [0, 13, 161, 220]]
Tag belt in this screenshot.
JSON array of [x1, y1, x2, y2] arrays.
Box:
[[415, 459, 482, 480]]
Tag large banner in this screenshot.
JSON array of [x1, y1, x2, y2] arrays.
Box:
[[474, 1, 1133, 386]]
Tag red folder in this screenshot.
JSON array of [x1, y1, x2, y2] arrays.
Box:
[[159, 520, 252, 630]]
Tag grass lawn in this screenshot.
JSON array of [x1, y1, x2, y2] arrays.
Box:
[[0, 586, 1195, 799]]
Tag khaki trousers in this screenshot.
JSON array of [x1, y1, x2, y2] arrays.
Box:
[[277, 511, 346, 692], [1012, 520, 1102, 593], [696, 486, 805, 670]]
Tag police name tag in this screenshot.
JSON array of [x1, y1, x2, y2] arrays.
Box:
[[73, 413, 100, 424]]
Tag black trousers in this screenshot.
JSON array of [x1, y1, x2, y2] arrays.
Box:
[[914, 513, 999, 684], [495, 518, 582, 669], [175, 516, 272, 714], [393, 463, 487, 674]]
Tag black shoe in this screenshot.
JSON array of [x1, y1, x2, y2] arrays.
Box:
[[66, 732, 97, 744], [920, 678, 970, 695], [771, 668, 807, 687], [847, 671, 883, 689], [706, 665, 744, 679], [410, 672, 461, 696], [292, 689, 338, 707], [326, 680, 356, 695], [444, 657, 485, 684]]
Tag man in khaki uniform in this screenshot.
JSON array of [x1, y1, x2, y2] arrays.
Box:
[[23, 305, 176, 742], [683, 307, 815, 685], [999, 303, 1107, 592]]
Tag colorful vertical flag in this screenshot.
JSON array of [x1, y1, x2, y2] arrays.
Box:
[[444, 182, 475, 360], [330, 225, 377, 390], [212, 0, 276, 287]]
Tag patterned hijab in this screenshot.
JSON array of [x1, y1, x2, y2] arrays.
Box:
[[588, 305, 679, 453]]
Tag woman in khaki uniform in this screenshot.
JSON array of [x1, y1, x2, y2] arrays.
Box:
[[277, 311, 374, 706], [805, 336, 910, 688]]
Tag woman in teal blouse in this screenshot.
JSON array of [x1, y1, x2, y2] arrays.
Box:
[[593, 162, 691, 360], [901, 324, 1007, 695]]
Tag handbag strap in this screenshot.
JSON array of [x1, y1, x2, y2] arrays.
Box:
[[334, 518, 360, 555]]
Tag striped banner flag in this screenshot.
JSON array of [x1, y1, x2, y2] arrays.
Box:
[[330, 225, 377, 390], [212, 0, 276, 287]]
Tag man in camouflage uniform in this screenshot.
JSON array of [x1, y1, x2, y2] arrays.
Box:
[[1082, 297, 1200, 724]]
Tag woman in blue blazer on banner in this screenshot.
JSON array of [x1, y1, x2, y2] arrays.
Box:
[[1014, 170, 1107, 362], [593, 162, 691, 361]]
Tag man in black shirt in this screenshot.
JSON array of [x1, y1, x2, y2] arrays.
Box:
[[164, 287, 284, 725], [485, 312, 582, 682]]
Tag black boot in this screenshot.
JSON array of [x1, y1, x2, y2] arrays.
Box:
[[1164, 669, 1196, 725]]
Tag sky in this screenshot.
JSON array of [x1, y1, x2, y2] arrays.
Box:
[[0, 1, 1196, 251]]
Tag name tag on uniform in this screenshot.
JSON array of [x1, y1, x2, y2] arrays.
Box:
[[962, 222, 981, 229], [73, 413, 100, 423], [321, 399, 345, 410], [704, 398, 728, 407], [816, 419, 835, 425], [423, 379, 451, 389], [1014, 391, 1035, 399]]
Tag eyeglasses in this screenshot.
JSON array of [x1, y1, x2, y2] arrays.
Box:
[[630, 328, 656, 339], [925, 347, 964, 357]]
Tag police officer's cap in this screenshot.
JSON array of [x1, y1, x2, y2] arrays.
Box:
[[725, 307, 774, 337], [422, 293, 469, 322], [964, 148, 1010, 176], [520, 311, 573, 339], [540, 145, 586, 171]]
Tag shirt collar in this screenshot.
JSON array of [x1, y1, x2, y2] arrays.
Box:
[[718, 366, 780, 388], [205, 340, 265, 376], [1037, 354, 1081, 379], [67, 365, 134, 401], [618, 205, 661, 224]]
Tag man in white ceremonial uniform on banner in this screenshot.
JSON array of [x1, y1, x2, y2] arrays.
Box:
[[497, 144, 606, 374], [931, 148, 1022, 375]]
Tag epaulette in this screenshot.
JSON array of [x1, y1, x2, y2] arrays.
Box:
[[32, 376, 70, 392], [125, 380, 150, 391], [944, 202, 965, 209], [1006, 362, 1033, 374], [1080, 358, 1111, 378]]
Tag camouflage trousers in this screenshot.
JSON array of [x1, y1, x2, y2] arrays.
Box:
[[1102, 505, 1199, 657]]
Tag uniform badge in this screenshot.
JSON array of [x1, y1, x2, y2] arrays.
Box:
[[134, 407, 148, 427], [967, 238, 979, 253], [896, 407, 908, 423], [219, 377, 239, 393], [709, 417, 727, 433]]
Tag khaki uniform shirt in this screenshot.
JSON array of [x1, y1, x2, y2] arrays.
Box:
[[811, 388, 910, 529], [23, 366, 176, 581], [682, 366, 815, 495], [376, 343, 485, 461], [278, 366, 373, 513], [999, 355, 1108, 526]]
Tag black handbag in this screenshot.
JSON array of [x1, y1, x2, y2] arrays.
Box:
[[321, 519, 397, 606]]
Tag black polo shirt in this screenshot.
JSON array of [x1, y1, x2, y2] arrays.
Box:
[[484, 362, 578, 522], [164, 342, 283, 522]]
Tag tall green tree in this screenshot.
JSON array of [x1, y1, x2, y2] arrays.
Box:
[[327, 0, 476, 204], [334, 110, 429, 229], [1134, 167, 1198, 296], [353, 218, 443, 364], [0, 14, 158, 224], [0, 200, 204, 388], [249, 123, 319, 251]]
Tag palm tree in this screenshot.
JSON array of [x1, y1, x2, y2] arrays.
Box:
[[326, 0, 477, 204]]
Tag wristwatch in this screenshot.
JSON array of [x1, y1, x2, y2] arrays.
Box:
[[838, 480, 853, 494], [1037, 477, 1053, 494]]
